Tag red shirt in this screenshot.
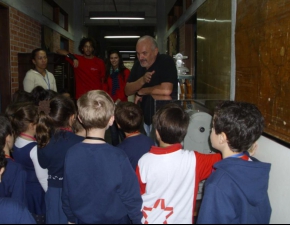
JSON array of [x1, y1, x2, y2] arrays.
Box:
[[105, 68, 130, 102], [66, 55, 106, 99]]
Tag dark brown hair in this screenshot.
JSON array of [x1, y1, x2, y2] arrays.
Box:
[[105, 49, 127, 82], [153, 103, 190, 144], [0, 115, 13, 157], [115, 102, 143, 133], [213, 101, 264, 152], [8, 102, 39, 137], [0, 115, 8, 169], [36, 95, 76, 148]]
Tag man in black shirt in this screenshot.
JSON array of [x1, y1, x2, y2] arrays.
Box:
[[125, 35, 177, 136]]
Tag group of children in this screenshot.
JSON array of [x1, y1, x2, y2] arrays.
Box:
[[0, 86, 272, 224]]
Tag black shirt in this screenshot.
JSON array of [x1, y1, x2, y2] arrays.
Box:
[[127, 53, 178, 125]]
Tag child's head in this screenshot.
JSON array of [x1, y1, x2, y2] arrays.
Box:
[[8, 102, 39, 137], [212, 101, 264, 153], [153, 103, 190, 144], [115, 102, 143, 133], [36, 95, 77, 148], [12, 90, 32, 103], [77, 90, 115, 130], [0, 115, 14, 152], [0, 135, 7, 181], [31, 86, 59, 105]]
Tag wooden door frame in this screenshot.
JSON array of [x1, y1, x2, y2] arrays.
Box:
[[0, 3, 10, 113]]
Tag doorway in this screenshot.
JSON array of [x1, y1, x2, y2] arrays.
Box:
[[0, 4, 10, 113]]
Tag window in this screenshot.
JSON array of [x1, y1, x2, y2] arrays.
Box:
[[42, 0, 68, 31]]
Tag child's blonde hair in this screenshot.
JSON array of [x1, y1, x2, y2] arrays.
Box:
[[77, 90, 115, 130]]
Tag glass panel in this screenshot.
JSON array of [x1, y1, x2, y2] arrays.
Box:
[[42, 0, 53, 21], [196, 0, 231, 100]]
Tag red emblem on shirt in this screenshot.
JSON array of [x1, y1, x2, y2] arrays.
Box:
[[142, 199, 174, 224]]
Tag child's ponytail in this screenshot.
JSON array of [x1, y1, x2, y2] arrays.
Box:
[[36, 100, 53, 148]]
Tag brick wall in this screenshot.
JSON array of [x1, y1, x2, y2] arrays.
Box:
[[10, 7, 41, 94], [52, 31, 60, 53], [69, 40, 74, 54]]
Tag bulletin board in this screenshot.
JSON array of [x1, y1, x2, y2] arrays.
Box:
[[235, 0, 290, 144]]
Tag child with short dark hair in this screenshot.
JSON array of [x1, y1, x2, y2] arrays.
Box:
[[136, 103, 221, 224], [115, 102, 155, 170], [0, 115, 27, 206], [62, 90, 143, 224], [197, 101, 271, 224], [36, 96, 84, 224], [0, 127, 36, 224]]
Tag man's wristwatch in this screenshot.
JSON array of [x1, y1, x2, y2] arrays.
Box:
[[66, 53, 77, 60], [135, 92, 143, 97]]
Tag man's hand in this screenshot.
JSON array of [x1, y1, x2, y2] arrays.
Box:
[[73, 59, 79, 68], [143, 71, 155, 84], [134, 95, 142, 104]]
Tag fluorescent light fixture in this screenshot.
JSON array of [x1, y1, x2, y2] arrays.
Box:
[[197, 35, 206, 40], [120, 51, 136, 53], [104, 36, 140, 39], [90, 11, 145, 20]]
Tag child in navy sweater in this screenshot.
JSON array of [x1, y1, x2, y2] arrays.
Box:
[[197, 101, 271, 224], [0, 115, 27, 206], [0, 128, 36, 224], [9, 102, 46, 223], [36, 96, 84, 224], [62, 90, 143, 224], [115, 101, 155, 170]]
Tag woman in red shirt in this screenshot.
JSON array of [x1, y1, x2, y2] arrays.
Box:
[[105, 50, 130, 146]]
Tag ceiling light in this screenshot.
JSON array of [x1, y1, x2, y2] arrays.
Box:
[[120, 51, 136, 53], [104, 36, 140, 39], [89, 11, 145, 20]]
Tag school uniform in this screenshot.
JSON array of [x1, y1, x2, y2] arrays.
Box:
[[0, 157, 27, 205], [38, 130, 84, 224], [117, 134, 155, 170], [13, 137, 46, 222], [62, 142, 143, 224], [0, 197, 36, 224], [197, 156, 272, 224]]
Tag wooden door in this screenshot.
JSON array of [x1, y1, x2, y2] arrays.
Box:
[[0, 4, 10, 113]]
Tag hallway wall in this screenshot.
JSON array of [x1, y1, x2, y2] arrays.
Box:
[[9, 7, 41, 94]]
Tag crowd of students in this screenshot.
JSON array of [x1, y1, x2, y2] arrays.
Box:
[[0, 35, 272, 224], [0, 84, 272, 224]]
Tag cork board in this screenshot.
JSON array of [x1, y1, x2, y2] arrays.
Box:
[[235, 0, 290, 143]]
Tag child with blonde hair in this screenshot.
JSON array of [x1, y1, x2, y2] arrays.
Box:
[[62, 90, 142, 224]]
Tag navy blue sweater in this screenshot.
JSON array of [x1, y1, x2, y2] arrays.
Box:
[[117, 134, 155, 170], [62, 143, 143, 224], [38, 131, 84, 188], [0, 197, 36, 224], [197, 157, 272, 224], [0, 158, 26, 205]]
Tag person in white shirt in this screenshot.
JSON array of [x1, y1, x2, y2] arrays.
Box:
[[23, 48, 57, 93]]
